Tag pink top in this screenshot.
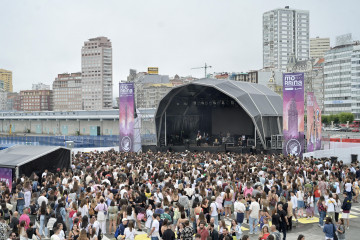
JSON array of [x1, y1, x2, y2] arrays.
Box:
[[95, 203, 108, 212], [243, 187, 253, 197], [19, 214, 30, 229]]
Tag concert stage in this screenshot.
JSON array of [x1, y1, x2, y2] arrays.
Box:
[[155, 79, 283, 151]]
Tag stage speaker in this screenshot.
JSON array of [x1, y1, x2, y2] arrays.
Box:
[[65, 141, 74, 148], [351, 154, 358, 164], [277, 135, 283, 149], [97, 126, 101, 136], [271, 135, 277, 149]]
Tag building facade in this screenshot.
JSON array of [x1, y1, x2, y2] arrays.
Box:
[[229, 72, 258, 83], [324, 40, 360, 119], [263, 6, 310, 72], [0, 90, 7, 111], [0, 69, 13, 92], [20, 90, 53, 111], [81, 36, 113, 110], [32, 83, 50, 90], [6, 92, 20, 111], [310, 37, 330, 59], [53, 72, 82, 111]]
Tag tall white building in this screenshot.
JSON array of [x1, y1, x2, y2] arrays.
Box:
[[324, 34, 360, 119], [263, 6, 310, 71], [81, 37, 113, 110]]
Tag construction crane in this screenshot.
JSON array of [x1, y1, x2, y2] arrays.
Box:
[[191, 63, 212, 78]]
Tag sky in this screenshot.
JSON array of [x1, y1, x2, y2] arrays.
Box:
[[1, 0, 359, 98]]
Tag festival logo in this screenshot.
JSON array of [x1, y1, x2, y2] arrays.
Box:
[[119, 83, 135, 152], [283, 73, 304, 157]]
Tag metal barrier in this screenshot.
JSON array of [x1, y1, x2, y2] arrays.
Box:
[[0, 134, 157, 148]]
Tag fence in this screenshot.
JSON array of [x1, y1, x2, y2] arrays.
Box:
[[0, 134, 157, 148]]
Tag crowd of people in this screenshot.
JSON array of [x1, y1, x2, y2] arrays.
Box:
[[0, 149, 359, 240]]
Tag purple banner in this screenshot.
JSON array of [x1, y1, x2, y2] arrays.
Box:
[[0, 168, 12, 191], [314, 96, 322, 150], [283, 73, 304, 157], [119, 83, 135, 152]]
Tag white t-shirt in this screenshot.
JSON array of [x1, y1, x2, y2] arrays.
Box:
[[326, 198, 336, 212], [210, 202, 218, 216], [124, 227, 136, 240], [345, 183, 352, 192], [249, 201, 260, 219], [151, 219, 160, 237]]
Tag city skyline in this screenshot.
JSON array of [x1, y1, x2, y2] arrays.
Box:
[[1, 0, 359, 98]]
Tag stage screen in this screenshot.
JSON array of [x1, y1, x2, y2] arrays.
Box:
[[211, 107, 254, 135]]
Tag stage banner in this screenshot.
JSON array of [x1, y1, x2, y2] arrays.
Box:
[[0, 168, 12, 191], [119, 83, 135, 152], [306, 92, 315, 152], [314, 95, 322, 150], [283, 73, 304, 157]]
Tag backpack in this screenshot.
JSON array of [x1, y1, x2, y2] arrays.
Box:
[[2, 209, 10, 220], [192, 195, 200, 208], [114, 225, 121, 239], [270, 197, 277, 207]]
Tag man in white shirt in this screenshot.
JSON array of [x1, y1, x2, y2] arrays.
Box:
[[290, 191, 298, 221], [147, 214, 160, 240], [153, 188, 163, 203], [210, 196, 219, 228], [184, 184, 194, 198], [233, 196, 245, 230], [37, 190, 48, 206], [326, 193, 336, 220], [249, 196, 260, 234]]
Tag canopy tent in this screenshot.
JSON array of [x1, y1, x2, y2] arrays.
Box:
[[155, 78, 283, 149], [0, 145, 71, 178]]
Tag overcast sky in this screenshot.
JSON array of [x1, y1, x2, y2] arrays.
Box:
[[1, 0, 359, 98]]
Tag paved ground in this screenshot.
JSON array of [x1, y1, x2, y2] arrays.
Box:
[[99, 203, 360, 240]]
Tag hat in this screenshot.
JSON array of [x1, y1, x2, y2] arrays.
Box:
[[122, 218, 128, 222]]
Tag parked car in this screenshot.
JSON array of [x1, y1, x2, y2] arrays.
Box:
[[340, 127, 351, 132], [352, 128, 360, 132]]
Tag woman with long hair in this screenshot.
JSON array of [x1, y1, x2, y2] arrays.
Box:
[[258, 226, 270, 240], [124, 221, 136, 240], [78, 229, 89, 240], [108, 201, 118, 234], [224, 188, 233, 218], [94, 198, 108, 234], [88, 227, 98, 240], [38, 201, 49, 237], [68, 222, 80, 240], [317, 196, 327, 227], [19, 221, 27, 240]]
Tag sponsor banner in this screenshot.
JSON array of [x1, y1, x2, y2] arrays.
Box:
[[119, 83, 135, 152], [283, 73, 305, 157], [306, 92, 315, 152], [314, 95, 322, 150], [0, 168, 12, 191]]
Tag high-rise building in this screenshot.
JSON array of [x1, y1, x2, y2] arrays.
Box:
[[263, 6, 310, 72], [0, 90, 8, 111], [0, 69, 13, 92], [53, 73, 82, 111], [20, 90, 53, 111], [324, 34, 360, 119], [32, 83, 50, 90], [310, 37, 330, 59], [6, 92, 20, 111], [81, 36, 113, 110]]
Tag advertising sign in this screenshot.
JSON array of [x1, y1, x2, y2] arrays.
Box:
[[0, 168, 12, 191], [119, 83, 135, 152], [307, 92, 315, 152], [148, 67, 159, 75], [314, 96, 322, 150], [283, 73, 304, 157]]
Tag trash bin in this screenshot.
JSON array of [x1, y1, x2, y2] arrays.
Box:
[[330, 156, 338, 164], [351, 154, 358, 164]]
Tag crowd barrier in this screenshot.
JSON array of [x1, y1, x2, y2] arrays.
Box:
[[0, 134, 156, 148]]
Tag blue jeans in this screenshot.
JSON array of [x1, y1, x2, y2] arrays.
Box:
[[249, 217, 258, 234], [319, 211, 326, 226], [17, 205, 24, 215], [151, 237, 159, 240], [314, 197, 320, 214], [40, 215, 48, 236], [69, 217, 73, 230]]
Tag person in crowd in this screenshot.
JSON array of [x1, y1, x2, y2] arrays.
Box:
[[323, 217, 336, 240], [249, 196, 260, 235], [341, 192, 352, 229]]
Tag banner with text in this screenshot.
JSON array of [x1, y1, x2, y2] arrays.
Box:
[[307, 92, 315, 152], [283, 73, 304, 157], [314, 95, 322, 150], [0, 168, 12, 191], [119, 83, 135, 152]]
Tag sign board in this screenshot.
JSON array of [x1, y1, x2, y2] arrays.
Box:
[[148, 67, 159, 75]]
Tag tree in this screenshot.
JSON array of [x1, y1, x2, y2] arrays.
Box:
[[339, 112, 355, 124], [329, 114, 340, 124], [322, 115, 329, 125]]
